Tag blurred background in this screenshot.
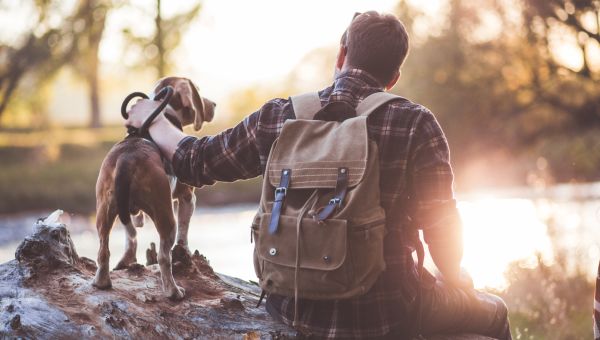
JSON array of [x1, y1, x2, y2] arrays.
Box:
[[1, 0, 599, 337]]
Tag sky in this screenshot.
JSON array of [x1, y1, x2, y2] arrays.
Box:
[[0, 0, 408, 124], [100, 0, 401, 106], [2, 0, 590, 124]]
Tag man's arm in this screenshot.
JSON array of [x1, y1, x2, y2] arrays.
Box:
[[125, 99, 263, 187], [410, 111, 468, 288], [125, 99, 187, 161]]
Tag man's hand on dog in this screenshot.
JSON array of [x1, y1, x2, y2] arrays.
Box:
[[125, 99, 163, 129]]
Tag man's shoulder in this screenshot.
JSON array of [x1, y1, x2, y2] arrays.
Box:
[[389, 95, 433, 115], [372, 94, 437, 123], [257, 86, 331, 120]]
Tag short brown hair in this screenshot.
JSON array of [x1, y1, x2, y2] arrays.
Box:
[[341, 12, 409, 85]]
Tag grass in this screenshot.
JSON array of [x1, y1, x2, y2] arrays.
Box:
[[496, 258, 593, 339], [0, 126, 261, 215], [494, 216, 595, 339]]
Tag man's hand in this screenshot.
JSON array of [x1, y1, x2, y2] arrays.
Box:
[[122, 97, 188, 162], [124, 99, 162, 129]]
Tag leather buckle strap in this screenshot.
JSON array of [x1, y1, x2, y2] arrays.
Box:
[[268, 169, 291, 234], [316, 167, 349, 221], [256, 290, 267, 308]]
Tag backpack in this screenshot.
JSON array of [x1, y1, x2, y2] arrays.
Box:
[[251, 91, 400, 306]]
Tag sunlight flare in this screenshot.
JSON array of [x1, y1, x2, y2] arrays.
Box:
[[458, 198, 553, 289]]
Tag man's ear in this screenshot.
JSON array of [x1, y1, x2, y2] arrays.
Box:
[[385, 70, 401, 91], [336, 44, 347, 70]]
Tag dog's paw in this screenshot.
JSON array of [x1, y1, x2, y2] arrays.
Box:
[[113, 259, 137, 271], [92, 276, 112, 290], [167, 285, 186, 301]]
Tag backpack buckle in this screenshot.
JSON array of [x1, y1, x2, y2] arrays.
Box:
[[269, 169, 291, 234], [275, 187, 287, 196], [329, 197, 342, 207]]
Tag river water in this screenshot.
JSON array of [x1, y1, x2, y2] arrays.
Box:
[[1, 183, 599, 290]]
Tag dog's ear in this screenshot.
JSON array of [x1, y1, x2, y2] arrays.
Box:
[[200, 97, 216, 127], [176, 79, 214, 131]]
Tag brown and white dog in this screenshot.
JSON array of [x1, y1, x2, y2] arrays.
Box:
[[92, 77, 215, 300]]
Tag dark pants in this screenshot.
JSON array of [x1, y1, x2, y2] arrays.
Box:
[[417, 275, 512, 340]]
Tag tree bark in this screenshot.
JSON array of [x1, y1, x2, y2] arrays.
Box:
[[88, 54, 101, 128], [0, 211, 494, 340], [84, 0, 106, 129], [155, 0, 166, 78]]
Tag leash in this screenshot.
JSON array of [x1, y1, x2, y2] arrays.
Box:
[[121, 86, 174, 137]]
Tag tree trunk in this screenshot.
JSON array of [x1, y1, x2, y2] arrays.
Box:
[[155, 0, 166, 78], [88, 55, 101, 128], [0, 211, 499, 340], [86, 0, 106, 129]]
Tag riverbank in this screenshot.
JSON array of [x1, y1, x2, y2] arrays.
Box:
[[3, 126, 600, 215], [0, 126, 261, 215]]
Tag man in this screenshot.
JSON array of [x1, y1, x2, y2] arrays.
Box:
[[126, 11, 511, 340]]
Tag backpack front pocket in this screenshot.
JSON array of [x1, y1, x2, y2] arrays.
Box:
[[255, 213, 353, 299]]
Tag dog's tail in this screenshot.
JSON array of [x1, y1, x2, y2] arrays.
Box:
[[115, 158, 133, 226]]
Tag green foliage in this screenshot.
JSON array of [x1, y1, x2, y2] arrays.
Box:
[[0, 0, 110, 125], [494, 214, 595, 339], [120, 0, 202, 78], [391, 0, 600, 186], [0, 0, 202, 127], [0, 126, 261, 214], [497, 257, 593, 339]]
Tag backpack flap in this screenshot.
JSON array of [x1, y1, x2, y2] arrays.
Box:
[[257, 213, 355, 298], [257, 213, 347, 271], [267, 117, 369, 190]]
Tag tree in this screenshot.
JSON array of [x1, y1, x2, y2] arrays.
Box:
[[391, 0, 600, 184], [0, 2, 77, 122], [0, 0, 111, 128], [524, 0, 600, 78], [121, 0, 202, 79], [74, 0, 109, 128], [521, 0, 600, 128]]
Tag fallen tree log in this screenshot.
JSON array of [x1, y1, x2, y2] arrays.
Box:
[[0, 212, 296, 339], [0, 211, 495, 339]]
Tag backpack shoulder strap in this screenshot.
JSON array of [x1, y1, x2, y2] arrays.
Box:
[[356, 92, 400, 117], [290, 92, 322, 120]]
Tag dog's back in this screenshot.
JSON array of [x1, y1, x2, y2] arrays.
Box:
[[96, 137, 168, 227]]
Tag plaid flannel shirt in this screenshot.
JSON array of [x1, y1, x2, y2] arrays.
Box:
[[172, 69, 461, 339]]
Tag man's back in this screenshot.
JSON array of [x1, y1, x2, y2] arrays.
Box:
[[172, 68, 459, 338]]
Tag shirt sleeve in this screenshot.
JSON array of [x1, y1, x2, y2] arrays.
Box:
[[409, 111, 463, 248], [171, 110, 263, 187]]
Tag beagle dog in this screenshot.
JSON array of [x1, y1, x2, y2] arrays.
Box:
[[92, 77, 215, 300]]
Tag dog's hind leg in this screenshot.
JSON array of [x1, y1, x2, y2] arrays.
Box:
[[114, 212, 140, 270], [151, 210, 185, 300], [174, 183, 195, 253], [93, 200, 117, 289]]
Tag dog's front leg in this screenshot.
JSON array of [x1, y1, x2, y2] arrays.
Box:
[[153, 211, 185, 300], [174, 182, 195, 253]]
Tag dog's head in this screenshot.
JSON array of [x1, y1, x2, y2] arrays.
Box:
[[152, 77, 215, 131]]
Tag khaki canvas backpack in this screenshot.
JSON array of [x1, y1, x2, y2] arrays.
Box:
[[252, 91, 400, 306]]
